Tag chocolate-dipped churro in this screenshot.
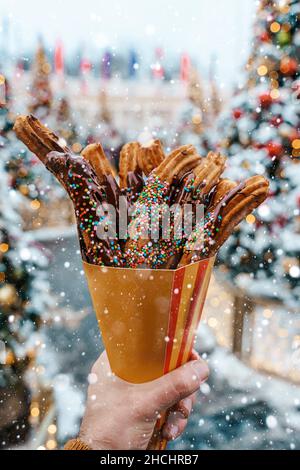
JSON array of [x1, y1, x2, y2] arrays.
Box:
[[14, 115, 124, 266], [179, 175, 269, 266], [124, 145, 200, 268], [137, 139, 165, 176], [47, 151, 124, 266], [14, 114, 69, 164]]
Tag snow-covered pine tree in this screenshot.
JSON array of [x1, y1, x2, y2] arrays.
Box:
[[0, 103, 42, 204], [0, 154, 51, 444], [175, 66, 218, 156], [53, 95, 78, 147], [217, 0, 300, 307], [82, 90, 125, 170], [175, 68, 207, 148], [29, 43, 53, 119], [1, 79, 72, 230], [0, 77, 51, 225]]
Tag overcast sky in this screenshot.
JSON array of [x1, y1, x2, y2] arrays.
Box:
[[0, 0, 257, 85]]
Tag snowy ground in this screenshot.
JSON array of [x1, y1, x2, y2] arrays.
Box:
[[37, 231, 300, 450], [171, 332, 300, 450]]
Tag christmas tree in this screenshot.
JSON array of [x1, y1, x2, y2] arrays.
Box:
[[216, 0, 300, 307], [29, 43, 53, 119], [176, 68, 205, 144], [0, 156, 51, 444], [175, 67, 216, 154], [0, 75, 72, 230], [208, 58, 222, 122], [83, 90, 125, 170], [53, 96, 78, 146], [0, 79, 43, 205]]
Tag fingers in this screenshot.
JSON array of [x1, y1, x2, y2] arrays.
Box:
[[170, 394, 194, 419], [161, 413, 188, 441], [146, 358, 209, 414], [189, 349, 200, 361], [162, 391, 198, 441], [168, 348, 200, 419], [90, 350, 111, 376]]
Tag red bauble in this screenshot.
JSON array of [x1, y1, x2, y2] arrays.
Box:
[[280, 58, 298, 76], [233, 108, 243, 119], [270, 115, 283, 127], [259, 92, 273, 108], [276, 215, 287, 228], [290, 130, 300, 142], [267, 141, 284, 158], [260, 31, 270, 42]]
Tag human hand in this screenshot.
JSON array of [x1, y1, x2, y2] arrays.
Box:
[[79, 349, 209, 450]]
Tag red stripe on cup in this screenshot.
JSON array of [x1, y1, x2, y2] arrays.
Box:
[[175, 260, 209, 368], [186, 260, 213, 359], [163, 267, 186, 373]]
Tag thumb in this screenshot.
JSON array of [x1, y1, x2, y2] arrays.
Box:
[[145, 359, 209, 415]]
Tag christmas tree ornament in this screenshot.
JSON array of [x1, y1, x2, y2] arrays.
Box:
[[260, 31, 271, 42], [276, 30, 291, 46], [233, 108, 243, 119], [259, 92, 273, 108], [0, 283, 17, 306], [280, 57, 298, 75], [267, 141, 284, 157]]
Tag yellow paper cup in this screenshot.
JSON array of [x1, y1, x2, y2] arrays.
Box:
[[84, 257, 215, 447]]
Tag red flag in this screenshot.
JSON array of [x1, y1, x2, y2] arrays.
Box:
[[180, 53, 191, 82], [80, 58, 92, 74], [152, 47, 164, 79], [55, 40, 64, 75], [80, 58, 92, 94]]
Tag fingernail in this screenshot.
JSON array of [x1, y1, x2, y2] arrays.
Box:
[[170, 425, 178, 439], [178, 398, 192, 418], [190, 360, 209, 383], [162, 424, 178, 441]]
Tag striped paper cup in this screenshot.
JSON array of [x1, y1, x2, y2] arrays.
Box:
[[83, 257, 215, 448]]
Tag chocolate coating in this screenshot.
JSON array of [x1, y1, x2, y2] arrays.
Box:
[[46, 151, 124, 266]]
